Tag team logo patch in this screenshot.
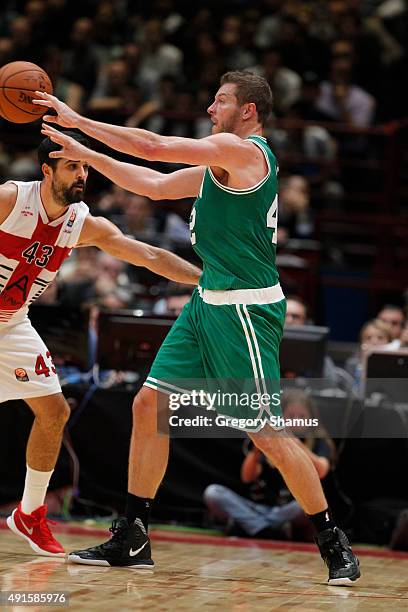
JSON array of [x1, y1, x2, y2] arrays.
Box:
[[67, 210, 77, 228], [15, 368, 29, 382], [21, 204, 33, 217]]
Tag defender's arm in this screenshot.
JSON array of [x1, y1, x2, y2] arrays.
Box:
[[78, 216, 201, 285]]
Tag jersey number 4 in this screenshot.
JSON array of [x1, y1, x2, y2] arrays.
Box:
[[22, 242, 54, 267], [190, 196, 279, 246], [267, 195, 278, 245], [35, 352, 56, 377]]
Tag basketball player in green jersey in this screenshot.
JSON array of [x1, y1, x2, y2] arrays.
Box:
[[36, 72, 360, 585]]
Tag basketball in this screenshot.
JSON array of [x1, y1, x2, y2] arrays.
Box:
[[0, 61, 53, 124]]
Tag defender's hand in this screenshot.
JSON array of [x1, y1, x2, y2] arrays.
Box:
[[41, 123, 90, 161], [33, 91, 80, 128]]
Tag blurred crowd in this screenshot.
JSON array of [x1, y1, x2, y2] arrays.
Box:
[[0, 0, 407, 339], [1, 0, 407, 124]]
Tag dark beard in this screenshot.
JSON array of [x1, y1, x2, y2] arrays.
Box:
[[51, 181, 85, 206]]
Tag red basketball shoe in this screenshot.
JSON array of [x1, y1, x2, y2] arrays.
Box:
[[7, 504, 65, 557]]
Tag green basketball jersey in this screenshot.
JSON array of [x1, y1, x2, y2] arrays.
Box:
[[190, 135, 279, 290]]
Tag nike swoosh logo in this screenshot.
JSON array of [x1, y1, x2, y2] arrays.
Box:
[[129, 541, 148, 557], [19, 516, 33, 535]]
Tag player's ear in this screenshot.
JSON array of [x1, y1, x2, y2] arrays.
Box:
[[42, 162, 52, 178], [242, 102, 256, 120]]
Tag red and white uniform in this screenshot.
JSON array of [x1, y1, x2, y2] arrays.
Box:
[[0, 181, 89, 402]]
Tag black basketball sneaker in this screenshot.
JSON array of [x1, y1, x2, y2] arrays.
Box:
[[67, 517, 154, 569], [316, 527, 360, 586]]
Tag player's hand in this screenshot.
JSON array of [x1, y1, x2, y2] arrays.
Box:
[[41, 123, 90, 161], [33, 91, 80, 128]]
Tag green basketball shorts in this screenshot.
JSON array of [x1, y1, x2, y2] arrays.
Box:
[[145, 285, 286, 432]]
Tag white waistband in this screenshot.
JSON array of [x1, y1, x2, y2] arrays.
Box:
[[198, 284, 285, 306]]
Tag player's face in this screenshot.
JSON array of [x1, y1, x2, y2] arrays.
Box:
[[207, 83, 242, 134], [51, 159, 89, 206]]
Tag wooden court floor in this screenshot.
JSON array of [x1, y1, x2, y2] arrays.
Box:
[[1, 523, 408, 611]]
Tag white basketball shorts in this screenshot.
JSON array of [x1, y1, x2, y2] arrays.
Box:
[[0, 318, 61, 403]]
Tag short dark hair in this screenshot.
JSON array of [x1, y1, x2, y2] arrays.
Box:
[[220, 70, 273, 125], [38, 130, 91, 169]]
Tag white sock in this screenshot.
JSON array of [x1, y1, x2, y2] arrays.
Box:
[[21, 465, 54, 515]]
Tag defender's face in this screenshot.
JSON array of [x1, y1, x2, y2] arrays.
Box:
[[207, 83, 242, 134], [51, 159, 89, 206]]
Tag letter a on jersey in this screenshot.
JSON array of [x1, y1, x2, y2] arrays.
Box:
[[5, 275, 29, 302]]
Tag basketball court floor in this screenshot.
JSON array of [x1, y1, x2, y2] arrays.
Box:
[[1, 520, 407, 610]]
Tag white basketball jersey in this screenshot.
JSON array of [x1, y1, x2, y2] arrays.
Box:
[[0, 181, 89, 326]]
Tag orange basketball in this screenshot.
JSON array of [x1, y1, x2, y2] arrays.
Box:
[[0, 61, 53, 124]]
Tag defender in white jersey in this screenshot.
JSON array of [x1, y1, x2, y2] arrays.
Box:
[[1, 132, 200, 556]]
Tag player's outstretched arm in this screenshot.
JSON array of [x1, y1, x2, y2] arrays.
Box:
[[41, 124, 204, 200], [35, 92, 254, 170], [34, 91, 165, 157], [78, 216, 201, 285]]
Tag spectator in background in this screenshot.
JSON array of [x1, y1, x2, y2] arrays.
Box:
[[345, 318, 392, 391], [8, 15, 39, 64], [120, 42, 154, 98], [153, 283, 193, 316], [271, 72, 338, 186], [0, 36, 14, 66], [92, 0, 124, 50], [287, 72, 337, 165], [284, 295, 339, 385], [126, 75, 193, 137], [8, 150, 39, 182], [63, 17, 100, 98], [250, 49, 301, 115], [118, 194, 158, 243], [88, 59, 140, 118], [277, 13, 327, 77], [316, 40, 376, 128], [136, 18, 183, 94], [219, 15, 256, 71], [91, 252, 132, 309], [24, 0, 49, 49], [290, 71, 334, 123], [204, 390, 335, 540], [377, 304, 405, 347], [41, 0, 76, 47], [278, 175, 314, 243], [58, 248, 132, 309], [188, 32, 220, 77], [95, 184, 133, 218], [42, 45, 84, 113], [58, 246, 100, 307], [254, 0, 283, 49], [285, 295, 308, 326]]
